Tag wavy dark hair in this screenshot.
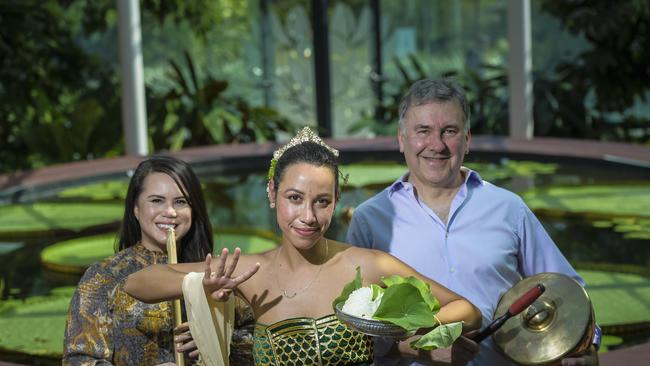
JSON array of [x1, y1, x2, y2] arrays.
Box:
[[116, 155, 213, 262], [271, 141, 340, 197]]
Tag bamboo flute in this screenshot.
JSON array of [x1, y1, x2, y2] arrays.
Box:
[[166, 228, 185, 366]]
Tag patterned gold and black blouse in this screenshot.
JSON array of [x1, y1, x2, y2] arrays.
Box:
[[63, 243, 174, 365], [253, 315, 373, 366], [63, 243, 256, 365]]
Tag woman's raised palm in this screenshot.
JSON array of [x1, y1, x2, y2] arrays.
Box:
[[202, 248, 259, 301]]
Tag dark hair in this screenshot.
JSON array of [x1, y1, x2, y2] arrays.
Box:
[[271, 141, 340, 196], [117, 155, 213, 262], [398, 77, 471, 132]]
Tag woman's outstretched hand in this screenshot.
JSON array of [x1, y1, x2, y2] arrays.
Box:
[[203, 248, 259, 301]]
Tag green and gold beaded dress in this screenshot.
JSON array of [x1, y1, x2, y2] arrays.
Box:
[[253, 314, 373, 365]]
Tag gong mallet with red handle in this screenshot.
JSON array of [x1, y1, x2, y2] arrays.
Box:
[[472, 283, 546, 343]]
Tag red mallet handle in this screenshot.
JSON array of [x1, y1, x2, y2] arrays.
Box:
[[509, 284, 545, 316], [472, 283, 546, 343]]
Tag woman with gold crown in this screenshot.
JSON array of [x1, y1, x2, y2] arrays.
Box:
[[125, 127, 482, 366]]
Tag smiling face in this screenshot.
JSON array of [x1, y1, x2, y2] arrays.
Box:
[[134, 172, 192, 252], [398, 101, 471, 190], [268, 162, 336, 250]]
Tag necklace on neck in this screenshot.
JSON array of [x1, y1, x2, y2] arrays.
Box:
[[274, 238, 329, 299]]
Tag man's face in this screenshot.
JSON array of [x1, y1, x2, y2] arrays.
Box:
[[398, 101, 470, 189]]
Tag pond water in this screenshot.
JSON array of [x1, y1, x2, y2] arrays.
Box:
[[1, 154, 648, 301]]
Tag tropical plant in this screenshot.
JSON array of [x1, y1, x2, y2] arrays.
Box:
[[147, 51, 296, 151], [534, 0, 650, 143], [347, 55, 509, 136], [0, 1, 123, 172], [0, 0, 266, 173]]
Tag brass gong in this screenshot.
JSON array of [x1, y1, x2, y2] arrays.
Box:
[[493, 273, 594, 365]]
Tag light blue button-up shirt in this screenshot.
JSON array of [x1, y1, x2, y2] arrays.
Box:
[[346, 168, 599, 366]]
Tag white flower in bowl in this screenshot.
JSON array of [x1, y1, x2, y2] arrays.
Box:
[[341, 286, 383, 319]]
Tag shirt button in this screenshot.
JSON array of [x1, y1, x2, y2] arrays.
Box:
[[450, 267, 455, 273]]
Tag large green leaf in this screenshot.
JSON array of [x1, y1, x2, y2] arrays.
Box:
[[373, 283, 437, 331], [0, 287, 75, 357], [522, 185, 650, 218], [57, 180, 129, 200], [0, 202, 122, 235], [410, 321, 464, 350], [382, 275, 440, 312]]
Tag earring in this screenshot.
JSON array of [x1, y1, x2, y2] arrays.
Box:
[[269, 202, 275, 208]]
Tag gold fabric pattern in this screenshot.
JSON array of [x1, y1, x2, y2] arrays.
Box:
[[253, 315, 372, 366], [63, 243, 174, 366], [63, 243, 256, 365]]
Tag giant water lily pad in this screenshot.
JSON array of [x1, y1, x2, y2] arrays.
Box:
[[0, 202, 123, 238], [338, 160, 558, 189], [57, 180, 129, 200], [40, 233, 120, 274], [213, 227, 281, 253], [41, 228, 280, 274], [579, 269, 650, 326], [465, 160, 558, 181], [339, 163, 406, 188], [522, 185, 650, 239], [523, 185, 650, 217], [0, 287, 75, 359]]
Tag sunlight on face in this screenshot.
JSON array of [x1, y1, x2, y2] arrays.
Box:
[[271, 162, 336, 250], [134, 172, 192, 252], [398, 101, 470, 189]]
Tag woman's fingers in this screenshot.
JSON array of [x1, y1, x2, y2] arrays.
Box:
[[204, 247, 257, 302], [215, 248, 229, 277], [233, 262, 260, 286], [173, 321, 190, 334], [223, 247, 241, 278], [175, 332, 192, 343], [212, 288, 232, 301], [203, 253, 213, 280], [176, 338, 196, 351]]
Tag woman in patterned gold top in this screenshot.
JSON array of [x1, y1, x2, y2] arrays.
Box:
[[63, 156, 225, 365], [126, 128, 483, 365]]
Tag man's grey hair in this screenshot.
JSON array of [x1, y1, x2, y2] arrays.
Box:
[[398, 78, 471, 132]]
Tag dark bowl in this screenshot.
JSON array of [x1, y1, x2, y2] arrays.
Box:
[[334, 302, 412, 337]]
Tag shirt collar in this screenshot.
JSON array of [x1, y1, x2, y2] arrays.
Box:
[[388, 166, 483, 197]]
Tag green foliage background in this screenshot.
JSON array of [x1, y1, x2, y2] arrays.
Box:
[[0, 0, 295, 174], [1, 0, 649, 175]]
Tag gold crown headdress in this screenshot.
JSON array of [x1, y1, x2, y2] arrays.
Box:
[[267, 126, 339, 181]]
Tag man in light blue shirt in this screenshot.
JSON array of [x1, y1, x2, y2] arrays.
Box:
[[346, 78, 600, 366]]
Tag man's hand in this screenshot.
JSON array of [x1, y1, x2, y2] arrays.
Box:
[[561, 345, 599, 366], [450, 332, 480, 366], [391, 330, 480, 366], [174, 322, 199, 359]]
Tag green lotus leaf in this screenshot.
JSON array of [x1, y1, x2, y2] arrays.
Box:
[[373, 283, 437, 331], [410, 321, 463, 350], [382, 275, 440, 312]]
